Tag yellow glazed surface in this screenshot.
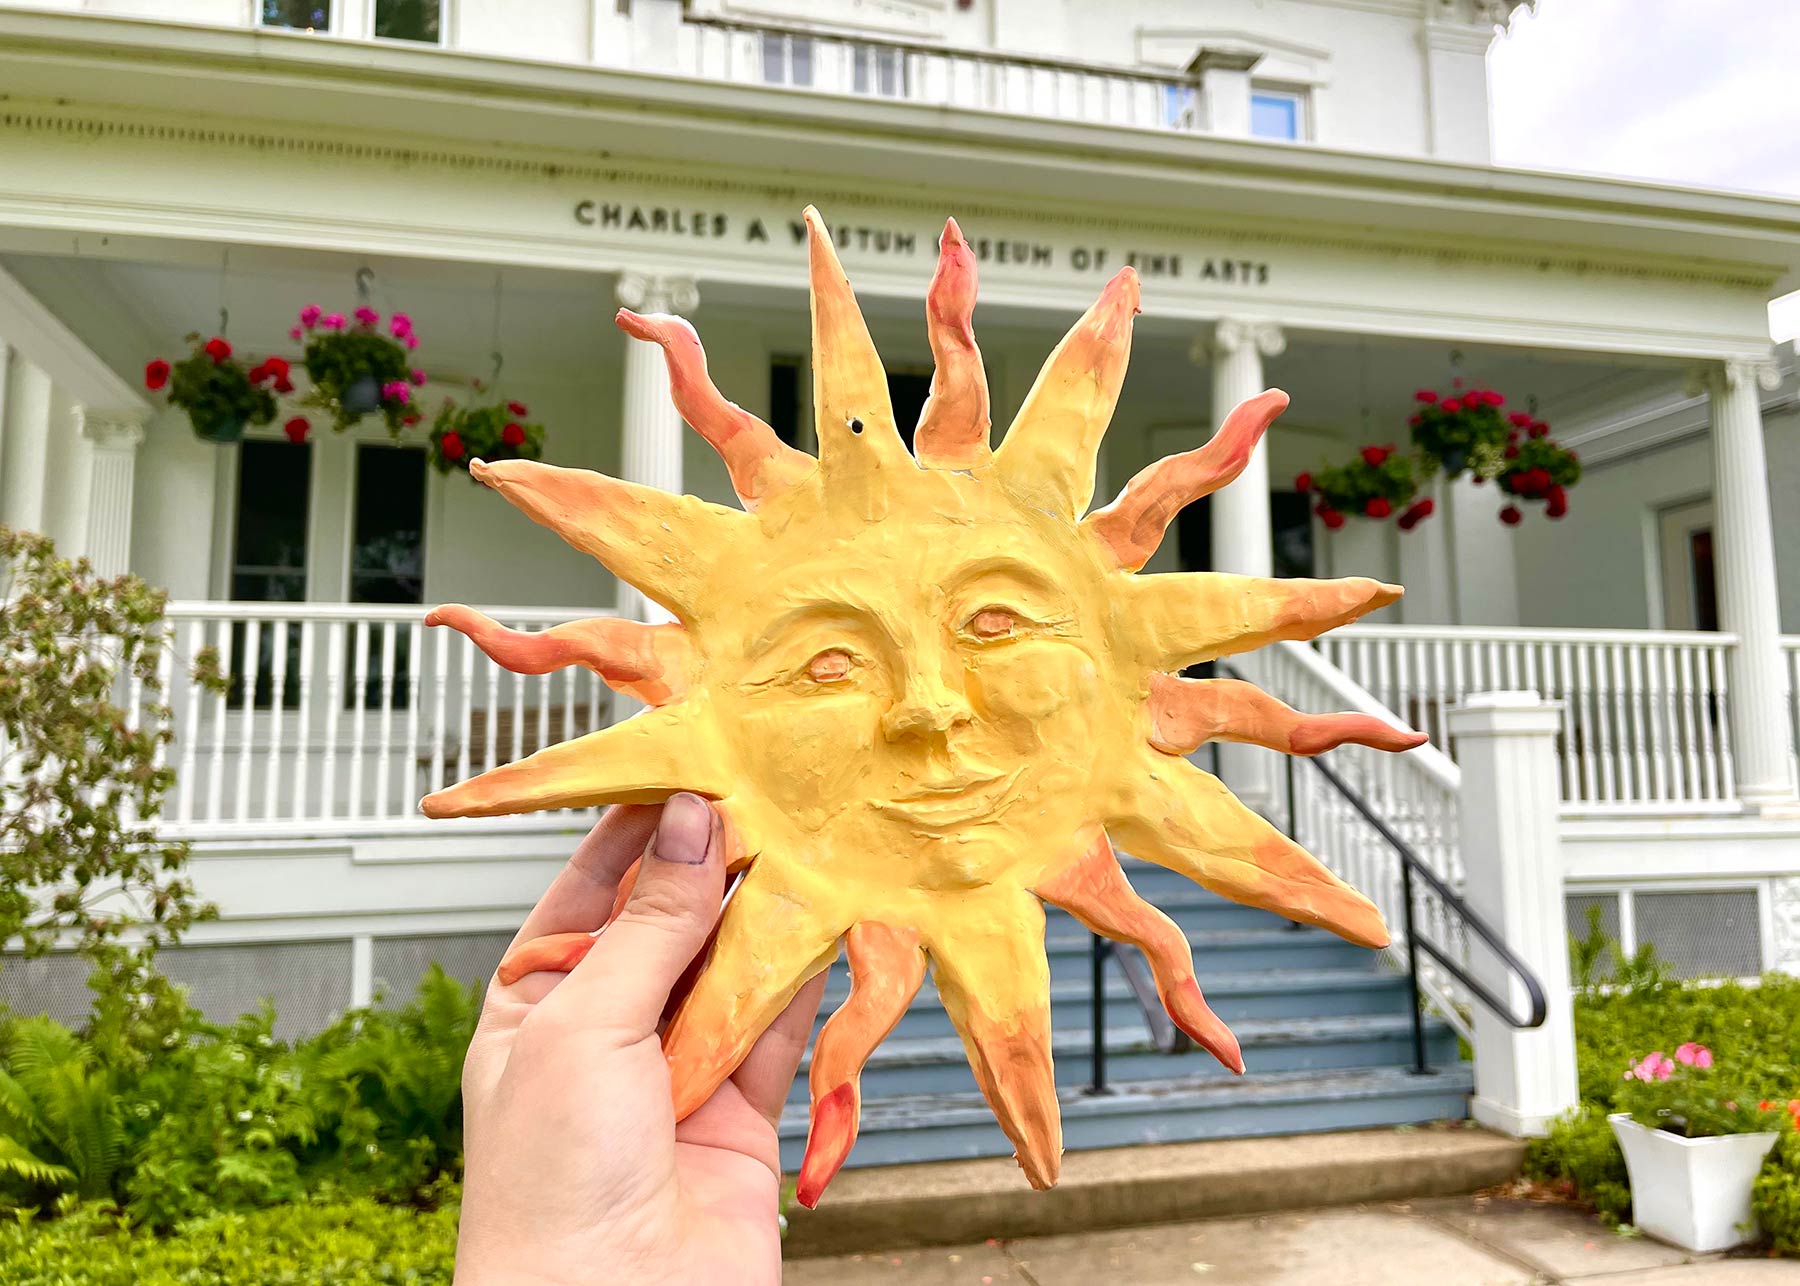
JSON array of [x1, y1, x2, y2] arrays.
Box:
[[421, 208, 1423, 1204]]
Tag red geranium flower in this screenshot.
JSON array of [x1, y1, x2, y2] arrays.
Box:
[[1414, 389, 1437, 403], [203, 336, 232, 364], [1529, 421, 1548, 439], [144, 359, 171, 391], [1364, 497, 1392, 519], [1508, 411, 1532, 428], [502, 422, 526, 447], [1442, 398, 1462, 414], [1360, 445, 1389, 467], [283, 416, 310, 445], [263, 356, 290, 379], [1320, 507, 1345, 531], [1409, 413, 1423, 427], [248, 362, 272, 386], [441, 431, 465, 461], [1504, 445, 1519, 459], [507, 400, 529, 417], [1499, 505, 1522, 526], [1294, 471, 1312, 493], [1483, 390, 1505, 406], [1397, 498, 1435, 531], [273, 374, 295, 395]]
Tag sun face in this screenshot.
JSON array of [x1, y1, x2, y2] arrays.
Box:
[[420, 208, 1425, 1203]]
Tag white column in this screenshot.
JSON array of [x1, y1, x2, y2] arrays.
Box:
[[78, 409, 146, 578], [1446, 473, 1519, 627], [1707, 358, 1795, 809], [1448, 691, 1579, 1138], [1205, 319, 1285, 578], [613, 271, 698, 622], [1398, 478, 1455, 624], [0, 355, 52, 534]]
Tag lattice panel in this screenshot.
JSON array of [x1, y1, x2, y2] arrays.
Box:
[[159, 939, 355, 1040], [371, 932, 513, 1006], [1635, 890, 1762, 980]]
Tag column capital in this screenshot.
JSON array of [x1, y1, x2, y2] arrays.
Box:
[[75, 406, 147, 452], [1201, 318, 1286, 362], [615, 271, 700, 315]]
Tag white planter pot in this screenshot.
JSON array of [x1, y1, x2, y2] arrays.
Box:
[[1609, 1112, 1780, 1252]]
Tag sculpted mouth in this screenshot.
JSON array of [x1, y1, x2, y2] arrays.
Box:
[[875, 767, 1022, 829]]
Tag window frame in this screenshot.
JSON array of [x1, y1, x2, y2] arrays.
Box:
[[256, 1, 339, 36], [1249, 85, 1309, 143], [368, 0, 448, 46]]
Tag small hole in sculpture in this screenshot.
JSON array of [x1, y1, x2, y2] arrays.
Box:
[[849, 418, 864, 435]]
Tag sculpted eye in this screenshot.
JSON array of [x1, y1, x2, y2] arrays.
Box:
[[806, 649, 854, 683], [967, 608, 1018, 640]]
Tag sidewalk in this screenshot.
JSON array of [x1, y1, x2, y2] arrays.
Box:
[[784, 1194, 1794, 1284]]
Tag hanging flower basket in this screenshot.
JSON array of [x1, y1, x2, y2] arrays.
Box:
[[428, 397, 545, 477], [145, 334, 278, 444], [1408, 386, 1510, 479], [1297, 445, 1421, 529], [1497, 435, 1581, 524], [292, 305, 423, 437]]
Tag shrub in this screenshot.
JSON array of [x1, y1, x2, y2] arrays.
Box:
[[0, 1017, 125, 1203], [1527, 1107, 1631, 1224], [1757, 1130, 1800, 1256]]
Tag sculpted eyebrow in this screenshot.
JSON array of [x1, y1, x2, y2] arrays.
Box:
[[748, 598, 891, 658]]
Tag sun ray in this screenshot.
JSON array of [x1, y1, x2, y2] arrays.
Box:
[[925, 890, 1061, 1189], [795, 921, 927, 1209], [993, 266, 1139, 517], [1107, 753, 1390, 948], [1121, 572, 1401, 671], [1036, 831, 1244, 1074], [913, 217, 992, 471], [614, 308, 815, 509], [804, 206, 914, 494], [663, 867, 844, 1120], [1084, 390, 1290, 570], [494, 857, 642, 985], [1147, 674, 1428, 757], [418, 707, 725, 819], [425, 604, 693, 706], [470, 458, 750, 620]]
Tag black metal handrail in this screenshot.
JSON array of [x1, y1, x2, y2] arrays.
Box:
[[1084, 665, 1547, 1092]]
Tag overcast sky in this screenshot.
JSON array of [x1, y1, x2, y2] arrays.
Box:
[[1487, 0, 1800, 340]]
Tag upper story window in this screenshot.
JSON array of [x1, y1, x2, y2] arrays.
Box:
[[260, 0, 331, 32], [761, 32, 815, 87], [1251, 89, 1306, 142], [259, 0, 442, 44], [374, 0, 442, 44]]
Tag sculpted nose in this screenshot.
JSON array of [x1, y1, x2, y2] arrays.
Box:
[[882, 671, 973, 742]]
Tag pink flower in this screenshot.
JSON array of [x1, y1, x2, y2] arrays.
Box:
[[321, 313, 346, 330], [389, 312, 413, 338], [404, 333, 419, 350], [381, 380, 411, 404], [354, 306, 380, 328], [299, 304, 322, 327], [1675, 1042, 1713, 1069], [1630, 1052, 1676, 1082], [288, 325, 304, 341], [410, 368, 427, 386]]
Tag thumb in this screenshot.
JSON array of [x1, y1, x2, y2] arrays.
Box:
[[544, 792, 725, 1039]]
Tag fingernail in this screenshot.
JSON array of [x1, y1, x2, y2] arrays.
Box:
[[648, 792, 712, 865]]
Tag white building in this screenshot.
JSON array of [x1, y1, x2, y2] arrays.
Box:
[[1, 0, 1797, 1164]]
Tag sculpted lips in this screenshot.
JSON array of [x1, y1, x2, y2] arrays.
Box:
[[875, 766, 1022, 829]]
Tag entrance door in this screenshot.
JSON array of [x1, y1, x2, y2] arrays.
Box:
[[1658, 498, 1718, 631]]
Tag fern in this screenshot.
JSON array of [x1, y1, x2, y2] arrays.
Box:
[[0, 1137, 74, 1190], [0, 1017, 125, 1204]]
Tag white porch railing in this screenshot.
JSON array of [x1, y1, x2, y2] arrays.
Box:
[[683, 16, 1198, 133], [1246, 642, 1472, 1041], [1319, 626, 1738, 814], [143, 602, 616, 836]]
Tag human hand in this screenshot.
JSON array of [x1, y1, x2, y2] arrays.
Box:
[[454, 794, 827, 1286]]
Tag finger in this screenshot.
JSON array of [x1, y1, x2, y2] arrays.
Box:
[[540, 792, 725, 1039], [510, 802, 661, 949], [732, 967, 830, 1131]]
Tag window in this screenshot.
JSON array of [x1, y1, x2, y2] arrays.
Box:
[[261, 0, 332, 32], [769, 356, 804, 448], [350, 445, 427, 605], [374, 0, 441, 43], [1173, 491, 1315, 579], [1250, 89, 1305, 141], [229, 440, 311, 708], [852, 45, 907, 98], [1164, 85, 1198, 130], [761, 32, 814, 87]]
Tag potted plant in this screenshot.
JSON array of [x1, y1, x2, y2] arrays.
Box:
[[1609, 1043, 1783, 1252], [1408, 385, 1510, 479], [1497, 430, 1582, 526], [144, 335, 279, 443], [427, 395, 545, 477], [1296, 445, 1426, 530], [292, 304, 423, 436]]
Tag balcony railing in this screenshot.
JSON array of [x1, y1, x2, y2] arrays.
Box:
[[1321, 625, 1739, 814], [141, 602, 615, 837], [682, 15, 1201, 133]]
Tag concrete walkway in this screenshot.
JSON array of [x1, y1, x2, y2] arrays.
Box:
[[784, 1195, 1795, 1284]]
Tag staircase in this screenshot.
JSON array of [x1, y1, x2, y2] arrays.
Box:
[[776, 859, 1469, 1172]]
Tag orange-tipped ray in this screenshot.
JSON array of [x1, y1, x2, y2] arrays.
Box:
[[426, 604, 692, 706], [1086, 389, 1289, 569], [470, 458, 749, 620], [1109, 755, 1390, 948], [1147, 674, 1429, 757], [796, 922, 926, 1208], [994, 267, 1139, 516], [495, 858, 642, 986], [914, 218, 991, 471], [1037, 832, 1244, 1073], [1123, 573, 1401, 671], [614, 308, 815, 509]]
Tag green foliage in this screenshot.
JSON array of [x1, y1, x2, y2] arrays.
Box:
[[0, 1190, 459, 1284], [0, 1018, 124, 1203], [0, 528, 221, 964], [301, 327, 415, 436], [1408, 387, 1510, 479], [159, 335, 278, 442], [1527, 923, 1800, 1251], [427, 399, 546, 476], [1309, 447, 1419, 521]]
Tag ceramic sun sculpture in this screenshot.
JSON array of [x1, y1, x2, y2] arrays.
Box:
[[421, 207, 1425, 1204]]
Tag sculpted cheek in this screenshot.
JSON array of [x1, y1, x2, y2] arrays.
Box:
[[970, 645, 1099, 724], [739, 700, 880, 831]]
